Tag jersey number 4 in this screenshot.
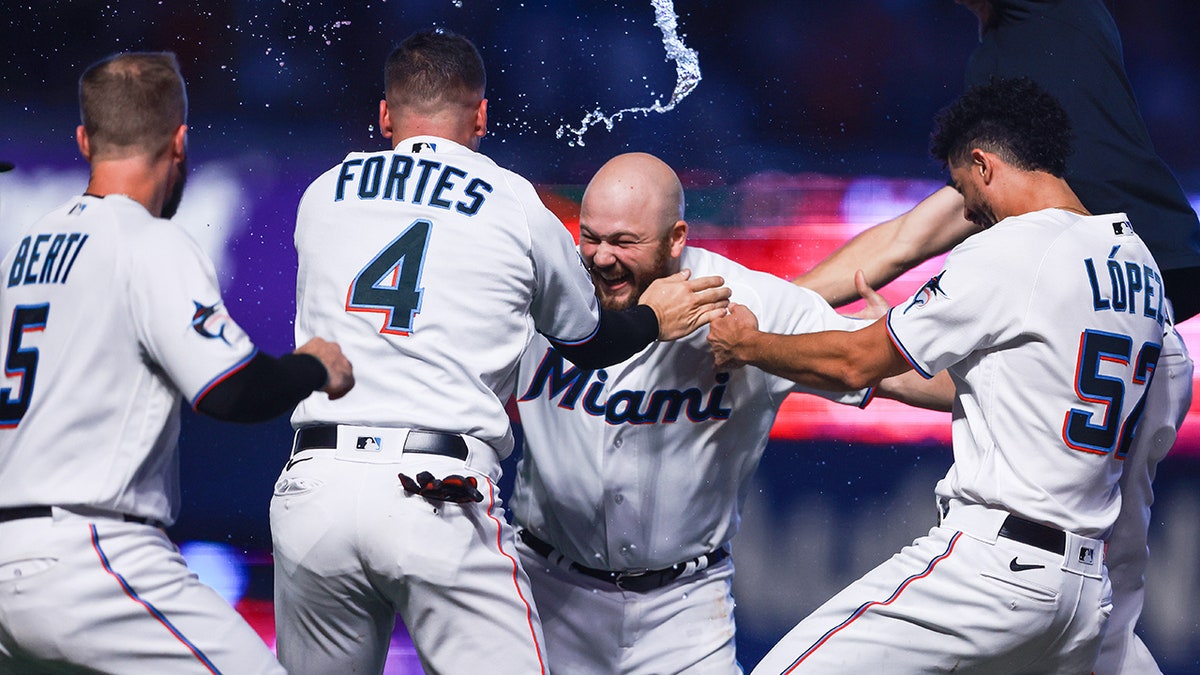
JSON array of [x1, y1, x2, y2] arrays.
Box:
[[346, 220, 429, 335], [1, 303, 50, 427], [1063, 328, 1161, 459]]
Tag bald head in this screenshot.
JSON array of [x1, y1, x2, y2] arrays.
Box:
[[582, 152, 684, 238], [578, 153, 688, 311]]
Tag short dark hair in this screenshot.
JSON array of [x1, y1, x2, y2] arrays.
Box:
[[929, 76, 1073, 177], [384, 29, 486, 114], [79, 52, 187, 160]]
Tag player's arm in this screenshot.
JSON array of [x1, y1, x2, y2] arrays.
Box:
[[707, 303, 910, 391], [195, 337, 353, 423], [874, 370, 954, 412], [550, 271, 729, 370], [793, 186, 975, 306]]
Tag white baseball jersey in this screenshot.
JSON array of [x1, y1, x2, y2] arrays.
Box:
[[0, 194, 282, 675], [291, 136, 600, 457], [512, 246, 871, 572], [0, 194, 256, 526], [887, 209, 1165, 538]]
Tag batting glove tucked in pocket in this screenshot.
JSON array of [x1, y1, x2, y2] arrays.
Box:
[[399, 471, 484, 503]]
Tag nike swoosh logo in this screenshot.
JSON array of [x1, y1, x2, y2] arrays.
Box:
[[1009, 557, 1045, 572]]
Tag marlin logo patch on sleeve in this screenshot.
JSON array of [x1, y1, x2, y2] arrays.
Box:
[[191, 301, 231, 345], [903, 272, 948, 314]]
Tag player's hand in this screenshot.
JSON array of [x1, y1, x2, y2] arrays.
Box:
[[639, 270, 731, 341], [844, 269, 891, 320], [707, 303, 760, 370], [296, 337, 355, 400]]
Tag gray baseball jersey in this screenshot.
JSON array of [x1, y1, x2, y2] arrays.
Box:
[[0, 194, 282, 674]]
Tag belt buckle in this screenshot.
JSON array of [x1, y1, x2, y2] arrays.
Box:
[[614, 569, 672, 593]]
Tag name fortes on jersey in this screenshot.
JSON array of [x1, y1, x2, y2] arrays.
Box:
[[1084, 244, 1166, 325], [7, 232, 88, 288], [334, 153, 492, 216], [519, 348, 732, 425]]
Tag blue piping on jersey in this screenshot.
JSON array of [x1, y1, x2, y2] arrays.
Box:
[[885, 309, 933, 379], [190, 348, 259, 410], [542, 314, 601, 347]]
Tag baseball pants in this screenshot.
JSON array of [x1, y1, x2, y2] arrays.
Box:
[[752, 502, 1109, 674], [0, 510, 282, 674], [517, 538, 741, 675], [270, 443, 548, 675]]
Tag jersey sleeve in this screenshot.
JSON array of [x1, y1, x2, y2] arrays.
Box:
[[125, 225, 258, 406], [727, 264, 872, 407], [523, 189, 601, 344], [886, 228, 1033, 378]]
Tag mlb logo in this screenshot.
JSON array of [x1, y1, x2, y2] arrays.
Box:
[[1078, 547, 1095, 566], [356, 436, 382, 452]]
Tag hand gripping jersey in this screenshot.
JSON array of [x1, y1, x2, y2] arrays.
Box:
[[887, 209, 1165, 538], [0, 194, 256, 525], [291, 136, 600, 456], [513, 246, 871, 572]]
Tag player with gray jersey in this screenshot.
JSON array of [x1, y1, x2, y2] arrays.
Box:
[[710, 77, 1164, 673], [0, 52, 353, 674], [269, 31, 729, 675], [511, 152, 952, 675]]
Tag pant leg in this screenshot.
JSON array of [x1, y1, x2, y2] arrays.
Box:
[[519, 540, 741, 675], [0, 516, 282, 675]]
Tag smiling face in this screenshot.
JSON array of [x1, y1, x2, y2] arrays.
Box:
[[577, 153, 687, 311]]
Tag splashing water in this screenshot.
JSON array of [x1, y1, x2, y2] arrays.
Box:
[[556, 0, 701, 147]]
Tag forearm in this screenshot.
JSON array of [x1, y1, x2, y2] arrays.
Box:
[[737, 325, 900, 391], [194, 352, 327, 423], [549, 305, 658, 370], [876, 370, 954, 412]]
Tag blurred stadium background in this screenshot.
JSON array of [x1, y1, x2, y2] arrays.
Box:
[[3, 1, 1198, 672]]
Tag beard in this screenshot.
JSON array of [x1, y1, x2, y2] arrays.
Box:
[[594, 237, 674, 312], [161, 155, 188, 219]]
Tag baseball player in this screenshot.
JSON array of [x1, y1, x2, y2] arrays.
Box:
[[793, 3, 1197, 671], [268, 31, 729, 675], [510, 152, 953, 675], [0, 52, 353, 674], [711, 77, 1164, 673]]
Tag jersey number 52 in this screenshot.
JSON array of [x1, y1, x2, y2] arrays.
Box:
[[1063, 328, 1161, 459]]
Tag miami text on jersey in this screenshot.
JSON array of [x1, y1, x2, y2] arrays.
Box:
[[6, 233, 88, 288], [519, 348, 732, 425], [334, 154, 492, 216], [1084, 246, 1165, 325]]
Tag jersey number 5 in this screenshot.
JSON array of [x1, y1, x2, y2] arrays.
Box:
[[346, 220, 430, 335], [1, 303, 50, 428], [1063, 328, 1161, 459]]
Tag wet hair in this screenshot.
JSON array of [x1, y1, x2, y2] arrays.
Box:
[[929, 76, 1073, 177], [384, 28, 486, 114], [79, 52, 186, 159]]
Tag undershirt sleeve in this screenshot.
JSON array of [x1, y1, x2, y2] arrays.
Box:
[[194, 352, 328, 423], [547, 305, 658, 370]]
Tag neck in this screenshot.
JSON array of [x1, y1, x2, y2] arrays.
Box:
[[85, 155, 171, 216]]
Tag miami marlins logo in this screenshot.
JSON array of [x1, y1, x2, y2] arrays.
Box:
[[191, 301, 231, 345], [902, 272, 948, 314]]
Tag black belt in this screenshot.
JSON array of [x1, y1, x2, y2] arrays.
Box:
[[294, 424, 469, 461], [997, 514, 1067, 555], [518, 528, 728, 593], [0, 506, 163, 528]]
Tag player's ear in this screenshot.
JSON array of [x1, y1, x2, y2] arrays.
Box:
[[474, 98, 488, 139], [971, 148, 991, 183], [379, 100, 393, 140], [669, 219, 688, 258], [76, 125, 91, 162], [170, 125, 187, 162]]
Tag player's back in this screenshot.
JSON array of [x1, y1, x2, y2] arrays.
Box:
[[292, 137, 598, 456], [939, 208, 1165, 538], [0, 196, 193, 519]]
